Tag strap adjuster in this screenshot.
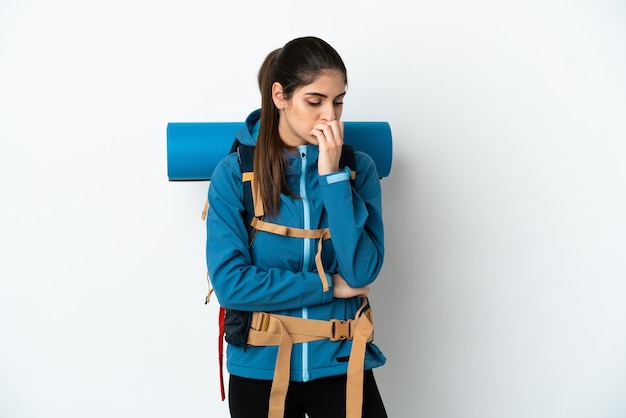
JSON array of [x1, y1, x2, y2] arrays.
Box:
[[330, 319, 352, 341], [252, 312, 271, 332]]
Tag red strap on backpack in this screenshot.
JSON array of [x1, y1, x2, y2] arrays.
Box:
[[206, 278, 227, 402], [218, 306, 226, 401]]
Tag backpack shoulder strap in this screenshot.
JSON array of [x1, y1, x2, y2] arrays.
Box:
[[230, 140, 258, 244], [339, 143, 357, 185], [234, 141, 255, 217]]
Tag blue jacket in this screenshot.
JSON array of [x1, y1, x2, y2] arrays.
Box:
[[206, 109, 386, 382]]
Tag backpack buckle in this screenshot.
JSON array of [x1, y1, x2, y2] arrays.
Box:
[[251, 312, 271, 332], [330, 319, 352, 341]]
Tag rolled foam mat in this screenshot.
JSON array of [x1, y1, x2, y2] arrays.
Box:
[[167, 121, 392, 181]]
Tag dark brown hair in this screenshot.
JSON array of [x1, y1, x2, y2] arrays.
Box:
[[255, 36, 347, 218]]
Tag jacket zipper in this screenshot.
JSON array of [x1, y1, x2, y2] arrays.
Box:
[[299, 146, 311, 382]]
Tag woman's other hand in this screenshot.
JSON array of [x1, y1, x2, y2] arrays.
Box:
[[332, 273, 370, 298]]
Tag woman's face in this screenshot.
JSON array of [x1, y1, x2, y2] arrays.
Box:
[[273, 70, 346, 148]]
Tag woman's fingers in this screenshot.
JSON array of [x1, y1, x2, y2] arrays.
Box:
[[311, 121, 343, 148], [313, 121, 344, 175]]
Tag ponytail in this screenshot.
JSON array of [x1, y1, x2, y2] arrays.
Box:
[[255, 48, 292, 219]]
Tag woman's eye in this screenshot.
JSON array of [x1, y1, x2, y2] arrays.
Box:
[[306, 101, 343, 107]]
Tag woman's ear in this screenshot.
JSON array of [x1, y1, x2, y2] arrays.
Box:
[[272, 82, 285, 109]]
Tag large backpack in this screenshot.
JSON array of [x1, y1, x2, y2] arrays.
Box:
[[204, 140, 358, 401], [167, 115, 391, 417]]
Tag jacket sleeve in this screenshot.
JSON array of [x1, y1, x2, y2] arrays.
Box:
[[319, 151, 385, 288], [206, 156, 334, 312]]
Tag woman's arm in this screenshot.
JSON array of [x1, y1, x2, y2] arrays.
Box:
[[206, 156, 334, 312], [320, 151, 385, 288]]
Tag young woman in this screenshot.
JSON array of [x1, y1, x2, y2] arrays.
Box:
[[206, 36, 387, 418]]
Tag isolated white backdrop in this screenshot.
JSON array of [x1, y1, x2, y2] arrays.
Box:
[[1, 1, 626, 417]]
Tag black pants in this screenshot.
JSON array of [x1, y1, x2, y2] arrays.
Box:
[[229, 370, 388, 418]]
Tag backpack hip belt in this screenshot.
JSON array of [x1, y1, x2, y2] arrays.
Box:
[[247, 296, 374, 418]]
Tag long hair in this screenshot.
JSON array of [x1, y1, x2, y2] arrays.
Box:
[[255, 36, 347, 218]]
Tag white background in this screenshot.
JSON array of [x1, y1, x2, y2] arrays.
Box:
[[2, 1, 626, 417]]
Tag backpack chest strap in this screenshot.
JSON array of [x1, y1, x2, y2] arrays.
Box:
[[250, 217, 332, 292]]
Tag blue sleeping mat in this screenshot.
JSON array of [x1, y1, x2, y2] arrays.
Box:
[[167, 120, 393, 181]]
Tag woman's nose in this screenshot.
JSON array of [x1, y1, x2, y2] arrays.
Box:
[[321, 104, 336, 122]]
